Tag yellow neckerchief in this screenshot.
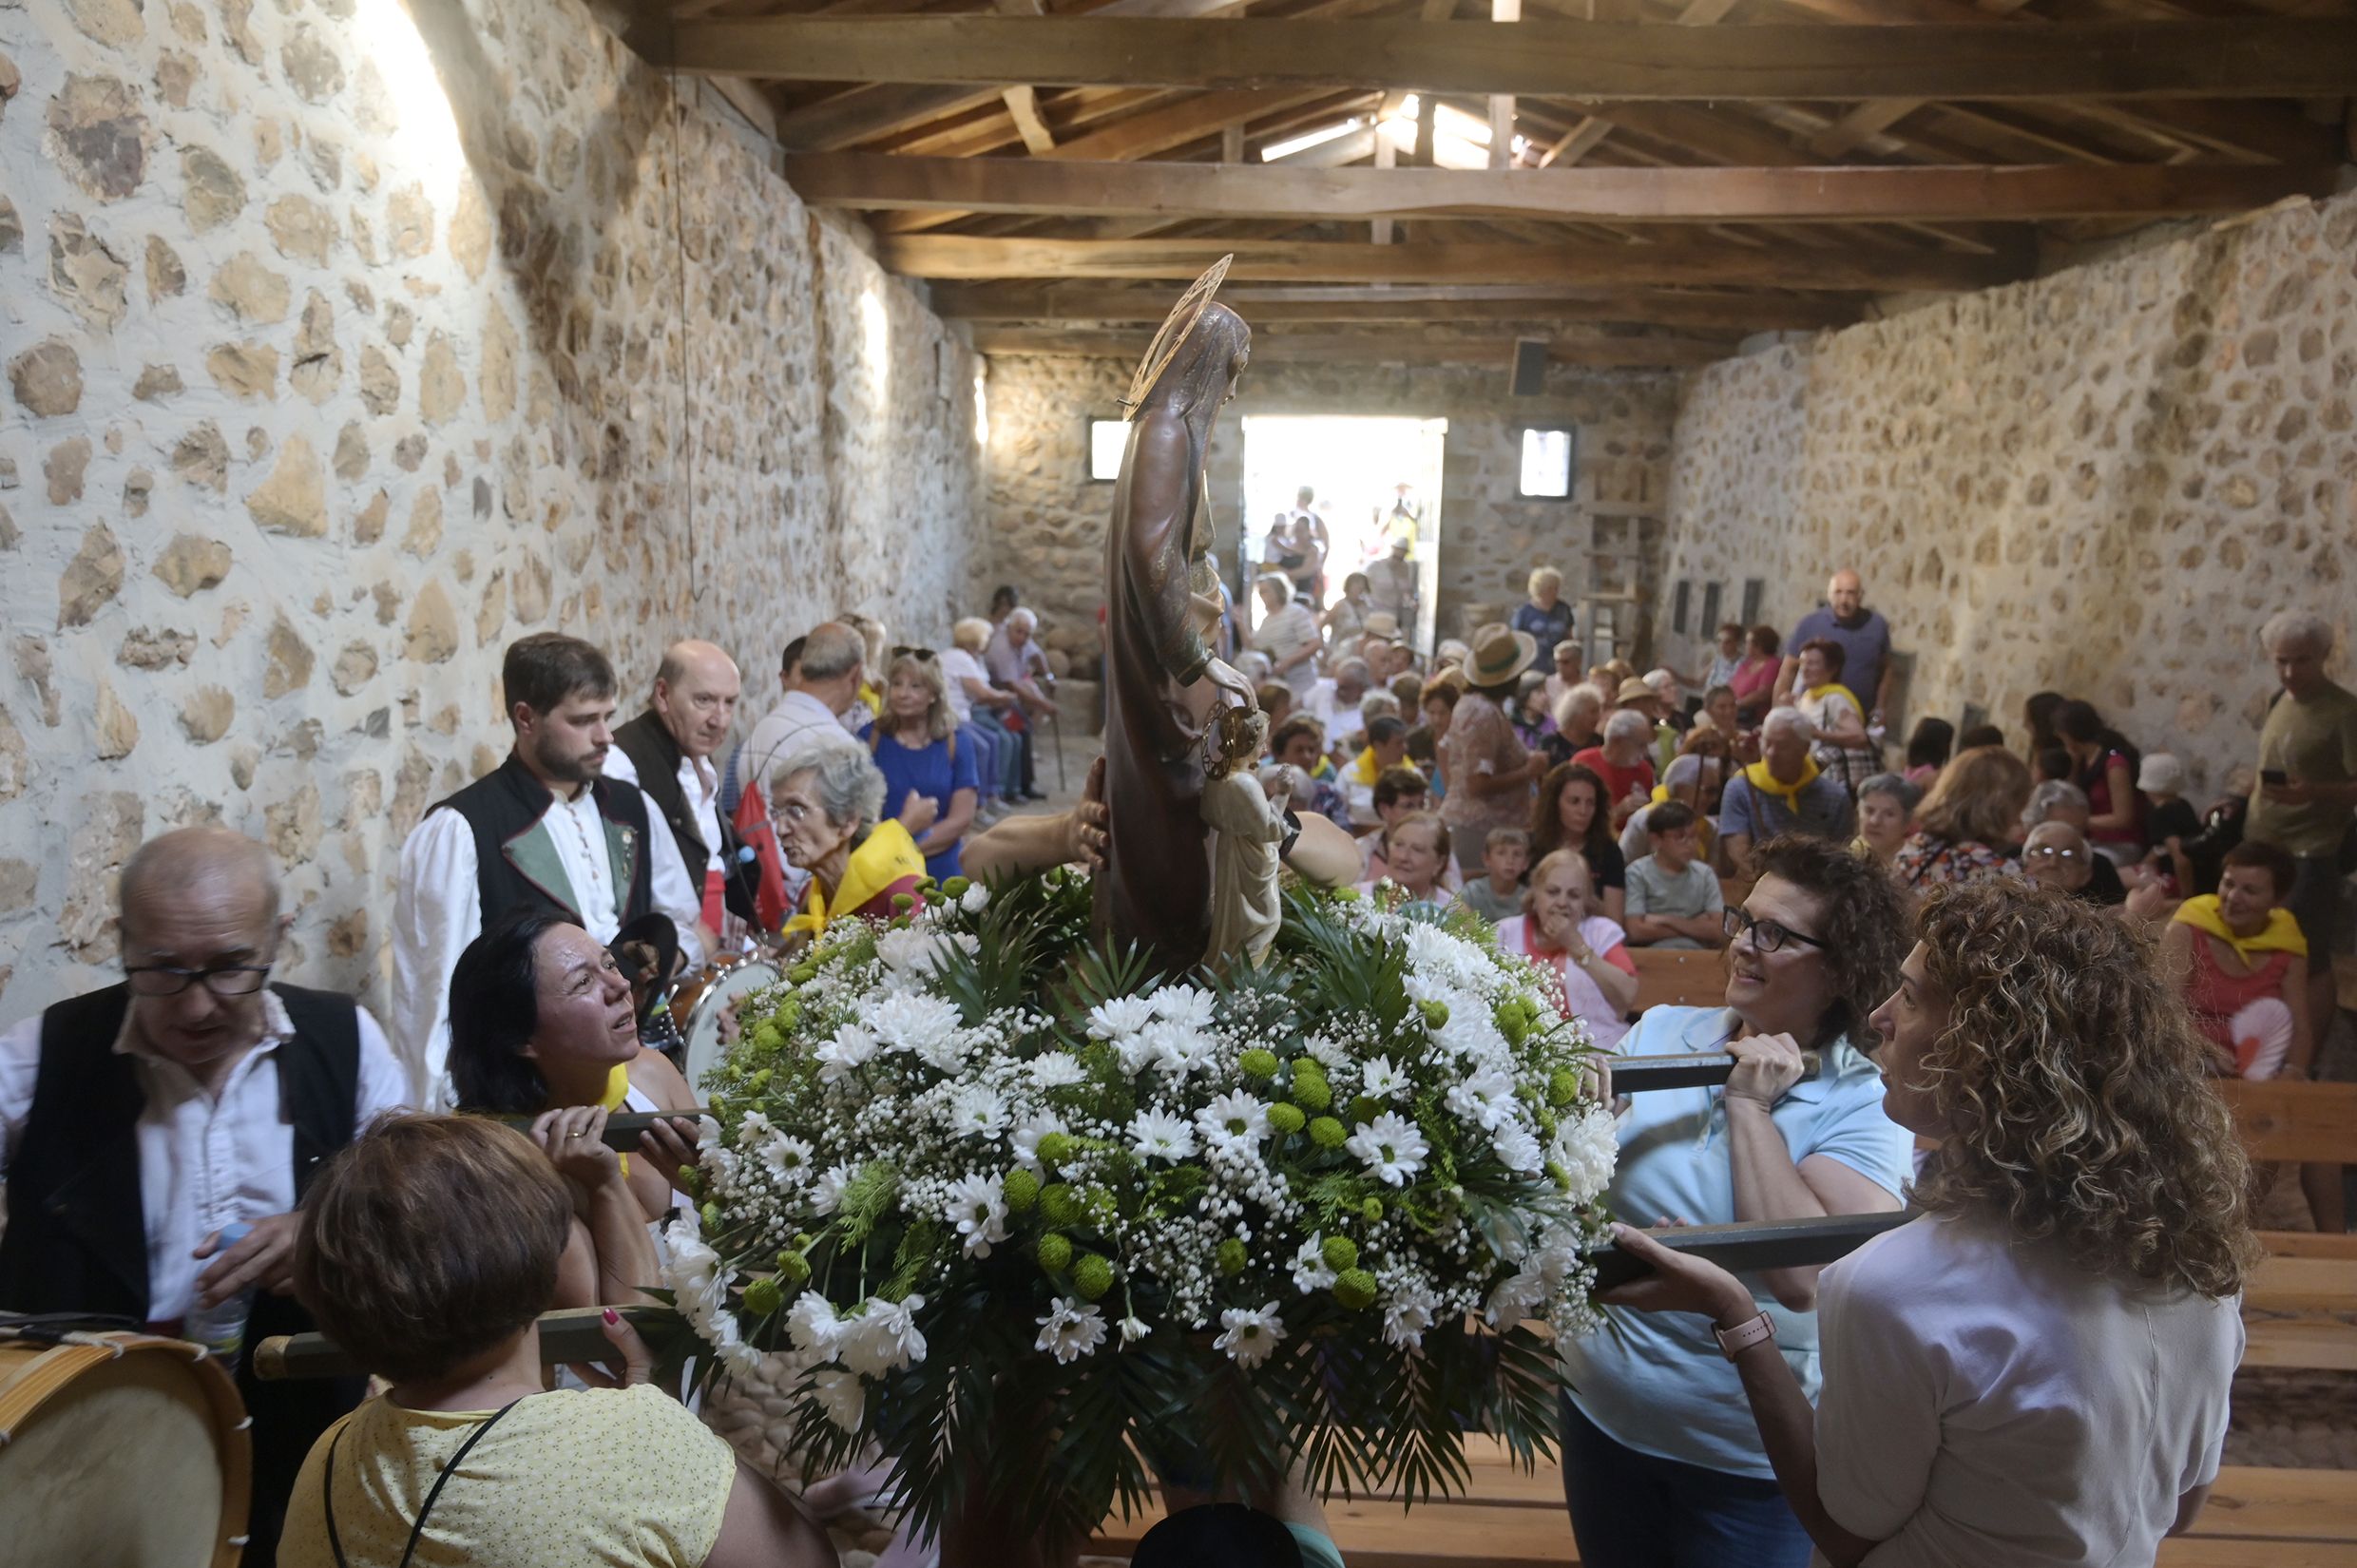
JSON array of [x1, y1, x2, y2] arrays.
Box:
[[2174, 894, 2308, 963], [1805, 682, 1866, 723], [784, 818, 926, 940], [1347, 746, 1381, 786], [1741, 755, 1821, 814], [549, 1061, 632, 1175]]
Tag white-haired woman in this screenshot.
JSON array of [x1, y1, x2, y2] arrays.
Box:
[[1254, 575, 1323, 697], [1544, 679, 1606, 769], [773, 747, 927, 944], [1514, 564, 1574, 653], [1572, 708, 1660, 831], [872, 646, 981, 882], [947, 616, 1021, 813]]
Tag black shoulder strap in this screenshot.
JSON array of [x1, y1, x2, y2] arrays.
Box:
[[324, 1399, 522, 1568]]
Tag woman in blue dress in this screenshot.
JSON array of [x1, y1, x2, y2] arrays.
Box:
[[871, 647, 981, 883]]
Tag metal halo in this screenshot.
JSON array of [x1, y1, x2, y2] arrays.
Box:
[[1120, 254, 1234, 417]]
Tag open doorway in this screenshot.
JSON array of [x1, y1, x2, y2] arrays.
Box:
[[1237, 415, 1448, 652]]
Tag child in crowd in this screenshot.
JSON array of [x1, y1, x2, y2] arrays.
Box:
[[1620, 801, 1726, 949], [1341, 716, 1411, 826], [1457, 827, 1533, 923], [2127, 752, 2200, 897], [1359, 767, 1434, 880]]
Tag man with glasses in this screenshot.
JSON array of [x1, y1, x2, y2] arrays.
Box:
[[0, 826, 410, 1564]]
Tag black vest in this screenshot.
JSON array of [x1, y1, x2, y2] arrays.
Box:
[[428, 752, 655, 931], [613, 709, 756, 923], [0, 981, 368, 1566]]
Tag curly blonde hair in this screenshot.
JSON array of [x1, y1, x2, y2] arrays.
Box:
[[1909, 882, 2260, 1300]]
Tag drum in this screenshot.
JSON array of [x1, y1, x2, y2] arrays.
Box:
[[670, 954, 783, 1092], [0, 1331, 251, 1566]]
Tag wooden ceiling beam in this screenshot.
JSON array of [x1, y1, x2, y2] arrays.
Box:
[[968, 325, 1734, 367], [782, 153, 2332, 223], [650, 16, 2357, 99], [875, 234, 2020, 288], [930, 281, 1858, 329]]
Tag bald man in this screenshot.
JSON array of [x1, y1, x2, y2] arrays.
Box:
[[1773, 568, 1897, 728], [0, 826, 410, 1563], [607, 639, 755, 943]]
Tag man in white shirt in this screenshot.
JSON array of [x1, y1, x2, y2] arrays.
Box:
[[0, 827, 411, 1563], [1302, 658, 1372, 749], [606, 639, 752, 952], [738, 621, 869, 813], [391, 633, 704, 1099], [1366, 537, 1418, 628]]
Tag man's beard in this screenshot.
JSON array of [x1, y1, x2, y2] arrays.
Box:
[[531, 734, 603, 785]]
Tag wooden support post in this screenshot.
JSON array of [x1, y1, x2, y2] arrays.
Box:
[[1488, 0, 1519, 170]]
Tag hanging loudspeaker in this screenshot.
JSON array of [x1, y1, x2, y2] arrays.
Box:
[[1509, 338, 1547, 397]]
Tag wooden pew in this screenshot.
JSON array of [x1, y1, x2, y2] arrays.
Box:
[[2219, 1080, 2357, 1165], [1623, 947, 1723, 1015]]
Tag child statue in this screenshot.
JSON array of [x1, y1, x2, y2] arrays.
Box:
[[1202, 706, 1291, 973]]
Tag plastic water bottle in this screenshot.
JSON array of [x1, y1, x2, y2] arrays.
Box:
[[183, 1221, 255, 1373]]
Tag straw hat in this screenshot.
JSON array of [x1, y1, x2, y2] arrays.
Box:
[[1362, 611, 1401, 640], [1615, 677, 1658, 706], [1466, 622, 1541, 688]]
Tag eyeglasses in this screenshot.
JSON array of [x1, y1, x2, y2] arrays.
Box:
[[892, 644, 937, 663], [124, 963, 273, 998], [1723, 906, 1827, 954], [2022, 845, 2085, 863]]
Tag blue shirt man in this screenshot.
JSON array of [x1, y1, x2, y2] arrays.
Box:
[[1776, 569, 1894, 721]]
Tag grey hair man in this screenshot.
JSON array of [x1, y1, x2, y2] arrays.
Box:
[[608, 640, 754, 940], [2021, 781, 2128, 907], [1716, 706, 1856, 878], [0, 826, 410, 1561], [738, 621, 869, 813]]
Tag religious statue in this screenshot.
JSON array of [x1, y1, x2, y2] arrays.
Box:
[[1201, 707, 1291, 973], [1095, 259, 1259, 970]]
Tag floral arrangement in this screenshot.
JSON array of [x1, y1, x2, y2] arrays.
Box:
[[658, 868, 1618, 1547]]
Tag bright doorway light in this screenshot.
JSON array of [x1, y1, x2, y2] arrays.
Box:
[[1239, 414, 1449, 651]]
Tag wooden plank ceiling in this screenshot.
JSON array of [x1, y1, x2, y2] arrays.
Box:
[[633, 0, 2357, 370]]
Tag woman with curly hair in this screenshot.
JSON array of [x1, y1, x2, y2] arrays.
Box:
[[1530, 760, 1626, 925], [1557, 835, 1914, 1568], [1893, 745, 2032, 890], [1605, 880, 2254, 1568]]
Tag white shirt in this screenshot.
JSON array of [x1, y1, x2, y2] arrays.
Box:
[[604, 742, 725, 879], [1813, 1214, 2242, 1568], [940, 648, 990, 725], [0, 990, 411, 1324], [738, 689, 863, 813], [390, 776, 705, 1100], [1255, 602, 1322, 691]]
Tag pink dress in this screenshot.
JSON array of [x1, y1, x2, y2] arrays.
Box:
[[1497, 913, 1635, 1049]]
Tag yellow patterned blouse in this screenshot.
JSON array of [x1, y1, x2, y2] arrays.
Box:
[[280, 1384, 736, 1568]]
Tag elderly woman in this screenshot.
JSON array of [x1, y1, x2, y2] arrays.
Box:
[[1544, 679, 1607, 768], [1851, 773, 1919, 869], [1572, 708, 1659, 831], [2022, 779, 2127, 906], [947, 616, 1022, 813], [1531, 761, 1628, 925], [871, 647, 981, 882], [280, 1115, 835, 1568], [1892, 746, 2029, 889], [1252, 575, 1323, 697], [1358, 811, 1455, 908], [1440, 623, 1546, 877], [775, 746, 928, 943], [1703, 621, 1747, 694], [1513, 565, 1576, 652], [448, 911, 699, 1251], [1321, 570, 1372, 654], [1792, 639, 1874, 789], [1731, 626, 1781, 725], [1497, 848, 1637, 1049], [1558, 834, 1913, 1568], [2163, 839, 2313, 1082], [1604, 882, 2253, 1568]]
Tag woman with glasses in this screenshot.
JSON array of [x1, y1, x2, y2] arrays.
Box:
[[1556, 834, 1914, 1568], [871, 646, 982, 883], [772, 747, 927, 946]]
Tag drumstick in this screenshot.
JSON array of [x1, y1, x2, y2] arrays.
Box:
[[489, 1109, 715, 1151], [253, 1306, 664, 1382]]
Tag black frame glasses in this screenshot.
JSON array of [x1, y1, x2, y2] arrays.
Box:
[[123, 963, 274, 998], [1723, 906, 1828, 954], [891, 644, 938, 663]]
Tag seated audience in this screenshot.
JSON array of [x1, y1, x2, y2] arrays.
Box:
[[1730, 625, 1781, 724], [2174, 764, 2253, 898], [1622, 802, 1726, 949], [1718, 709, 1857, 877], [1514, 565, 1576, 652], [2020, 820, 2106, 907], [1360, 812, 1454, 909], [1272, 717, 1350, 828], [1322, 571, 1373, 654], [2055, 698, 2144, 860], [775, 748, 928, 942], [1342, 716, 1412, 827], [2022, 780, 2125, 906], [2032, 746, 2075, 787], [1618, 751, 1726, 867], [1255, 681, 1295, 730], [281, 1115, 834, 1568], [1643, 669, 1688, 737], [871, 648, 980, 883], [2131, 753, 2201, 896], [1531, 762, 1628, 925], [1359, 766, 1434, 879], [1692, 683, 1745, 750], [1902, 717, 1953, 788], [1416, 673, 1464, 794], [1956, 723, 2005, 753], [1851, 773, 1920, 870], [1544, 638, 1586, 715], [986, 608, 1058, 802], [1304, 658, 1372, 745], [1544, 680, 1607, 768], [1893, 746, 2030, 890], [1603, 879, 2253, 1568], [1495, 850, 1637, 1048], [945, 618, 1019, 820], [2022, 689, 2065, 759], [1559, 835, 1912, 1567], [1792, 639, 1874, 790], [2163, 840, 2312, 1082], [1573, 709, 1660, 831], [1457, 826, 1533, 924]]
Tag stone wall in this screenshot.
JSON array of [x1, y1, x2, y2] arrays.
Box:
[[1654, 189, 2357, 792], [0, 0, 985, 1013], [982, 353, 1677, 669]]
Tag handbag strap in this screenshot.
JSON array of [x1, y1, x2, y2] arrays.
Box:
[[322, 1398, 524, 1568]]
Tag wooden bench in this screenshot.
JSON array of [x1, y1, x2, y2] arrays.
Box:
[[2243, 1253, 2357, 1373], [1624, 946, 1724, 1015], [2221, 1080, 2357, 1165]]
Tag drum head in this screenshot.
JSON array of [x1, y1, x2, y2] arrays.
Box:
[[0, 1337, 247, 1568], [683, 959, 783, 1092]]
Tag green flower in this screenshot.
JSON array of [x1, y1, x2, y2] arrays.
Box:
[[1217, 1237, 1248, 1276], [1035, 1132, 1078, 1168], [775, 1251, 813, 1288], [1037, 1233, 1074, 1272], [1548, 1067, 1581, 1108], [788, 963, 818, 985], [1332, 1269, 1379, 1310], [1071, 1253, 1115, 1301], [1238, 1047, 1281, 1080], [676, 1164, 703, 1198], [1041, 1183, 1084, 1227], [1347, 1096, 1381, 1125], [741, 1276, 784, 1317], [1320, 1235, 1359, 1272], [1290, 1073, 1332, 1113], [700, 1201, 722, 1231], [942, 875, 971, 899], [1361, 1197, 1385, 1224], [1004, 1168, 1042, 1212], [891, 893, 917, 913], [1267, 1102, 1307, 1137], [1495, 1003, 1530, 1045], [748, 1068, 774, 1094], [1308, 1117, 1347, 1149], [1544, 1160, 1571, 1191], [750, 1023, 786, 1053], [1417, 998, 1450, 1029]]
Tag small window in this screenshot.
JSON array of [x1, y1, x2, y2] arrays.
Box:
[[1087, 419, 1127, 483], [1517, 428, 1574, 499], [1672, 580, 1692, 636], [1699, 582, 1723, 641], [1740, 578, 1765, 627]]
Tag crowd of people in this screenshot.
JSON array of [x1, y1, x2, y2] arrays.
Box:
[[2, 546, 2348, 1568]]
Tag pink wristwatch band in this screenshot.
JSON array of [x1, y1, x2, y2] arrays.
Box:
[[1714, 1310, 1776, 1361]]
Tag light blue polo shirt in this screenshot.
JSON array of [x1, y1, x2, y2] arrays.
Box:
[[1559, 1004, 1912, 1479]]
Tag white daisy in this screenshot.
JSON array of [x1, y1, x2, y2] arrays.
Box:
[[961, 882, 990, 913], [1009, 1110, 1066, 1170], [1359, 1055, 1410, 1100], [1196, 1090, 1272, 1152], [785, 1291, 842, 1355], [1085, 995, 1158, 1042], [1213, 1301, 1288, 1367], [869, 992, 969, 1073], [809, 1162, 857, 1217], [1128, 1107, 1199, 1162], [814, 1023, 880, 1082], [947, 1083, 1010, 1140], [946, 1173, 1009, 1257], [836, 1293, 929, 1376], [812, 1367, 865, 1433], [738, 1109, 776, 1144], [1290, 1233, 1337, 1294], [1119, 1314, 1150, 1344], [1491, 1120, 1544, 1174], [1346, 1112, 1429, 1187], [1029, 1052, 1087, 1089], [661, 1225, 730, 1320], [759, 1133, 817, 1184], [1445, 1067, 1516, 1131], [1382, 1282, 1440, 1349], [1144, 1021, 1217, 1079], [1150, 985, 1218, 1031], [1033, 1297, 1109, 1365]]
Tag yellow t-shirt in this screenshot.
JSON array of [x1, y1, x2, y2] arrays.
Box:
[[279, 1384, 736, 1568]]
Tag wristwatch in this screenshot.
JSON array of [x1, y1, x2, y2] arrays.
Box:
[[1714, 1310, 1776, 1361]]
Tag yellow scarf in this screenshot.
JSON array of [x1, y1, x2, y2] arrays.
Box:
[[1348, 746, 1381, 786], [2173, 894, 2308, 962], [1741, 755, 1822, 814], [784, 818, 927, 940], [547, 1062, 632, 1175]]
